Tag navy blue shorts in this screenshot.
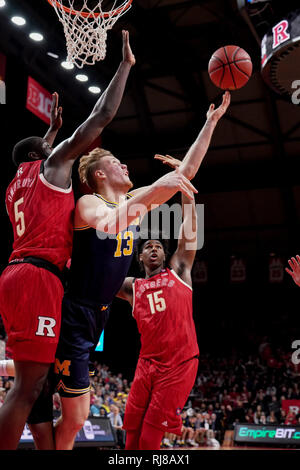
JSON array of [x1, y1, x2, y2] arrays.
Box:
[[53, 296, 110, 398]]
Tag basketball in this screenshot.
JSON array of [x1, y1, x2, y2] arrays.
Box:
[[208, 45, 253, 90]]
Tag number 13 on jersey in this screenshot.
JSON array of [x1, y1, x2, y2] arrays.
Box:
[[114, 230, 134, 258]]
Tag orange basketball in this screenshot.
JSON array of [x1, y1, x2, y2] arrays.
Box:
[[208, 45, 253, 90]]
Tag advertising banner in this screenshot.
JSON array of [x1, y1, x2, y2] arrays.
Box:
[[269, 255, 284, 283], [230, 257, 246, 283], [234, 424, 300, 446], [26, 76, 52, 124], [282, 400, 300, 416], [19, 417, 116, 448]]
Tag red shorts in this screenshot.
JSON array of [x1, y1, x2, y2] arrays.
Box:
[[123, 356, 198, 436], [0, 263, 63, 363]]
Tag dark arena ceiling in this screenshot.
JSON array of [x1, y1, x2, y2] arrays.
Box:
[[1, 0, 300, 263]]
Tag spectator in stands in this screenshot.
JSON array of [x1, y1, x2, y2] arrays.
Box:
[[178, 410, 193, 447], [194, 411, 207, 445], [108, 391, 117, 405], [53, 393, 61, 418], [187, 413, 199, 447], [260, 411, 267, 425], [253, 405, 263, 424], [102, 395, 111, 414], [161, 432, 176, 448], [279, 409, 287, 424], [267, 410, 278, 424], [231, 399, 246, 424], [108, 404, 125, 449], [99, 407, 108, 418], [268, 395, 281, 420], [90, 397, 102, 417], [245, 408, 254, 423], [206, 429, 220, 448], [285, 410, 298, 426]]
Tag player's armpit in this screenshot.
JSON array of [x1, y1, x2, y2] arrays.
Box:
[[116, 277, 134, 305], [168, 258, 193, 288], [75, 195, 109, 230]]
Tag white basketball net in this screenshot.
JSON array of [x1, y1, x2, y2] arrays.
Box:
[[49, 1, 132, 68]]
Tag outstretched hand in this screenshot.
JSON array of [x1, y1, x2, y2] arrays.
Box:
[[207, 90, 231, 124], [122, 30, 135, 67], [285, 255, 300, 287], [50, 92, 63, 131], [154, 154, 182, 169], [154, 166, 197, 201]]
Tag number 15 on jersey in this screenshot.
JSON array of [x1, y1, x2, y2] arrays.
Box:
[[146, 290, 166, 315]]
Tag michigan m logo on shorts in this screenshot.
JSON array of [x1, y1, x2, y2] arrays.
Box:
[[54, 358, 71, 376]]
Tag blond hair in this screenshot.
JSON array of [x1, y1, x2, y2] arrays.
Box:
[[78, 147, 113, 190]]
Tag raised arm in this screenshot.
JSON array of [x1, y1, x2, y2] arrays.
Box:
[[169, 191, 197, 286], [75, 168, 198, 234], [286, 255, 300, 287], [43, 30, 135, 189], [43, 92, 63, 147], [155, 91, 230, 181], [154, 154, 197, 285]]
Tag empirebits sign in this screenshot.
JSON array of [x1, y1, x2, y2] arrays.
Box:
[[234, 424, 300, 446]]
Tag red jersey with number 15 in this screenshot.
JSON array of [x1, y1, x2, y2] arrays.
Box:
[[6, 160, 74, 271], [132, 268, 199, 368]]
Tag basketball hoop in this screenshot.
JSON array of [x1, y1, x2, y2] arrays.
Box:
[[47, 0, 133, 68]]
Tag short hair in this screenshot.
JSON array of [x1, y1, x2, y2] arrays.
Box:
[[78, 147, 113, 191], [136, 229, 170, 271], [12, 136, 44, 167]]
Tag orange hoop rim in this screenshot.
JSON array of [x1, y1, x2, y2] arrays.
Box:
[[47, 0, 133, 18]]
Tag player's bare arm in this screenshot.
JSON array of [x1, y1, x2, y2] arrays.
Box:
[[154, 154, 197, 285], [43, 92, 63, 147], [116, 277, 135, 305], [169, 192, 197, 287], [75, 169, 198, 233], [286, 255, 300, 286], [155, 92, 230, 181], [43, 30, 135, 189]]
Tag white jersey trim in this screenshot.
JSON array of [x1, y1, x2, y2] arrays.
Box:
[[39, 173, 72, 194], [170, 269, 193, 292], [132, 280, 136, 318]]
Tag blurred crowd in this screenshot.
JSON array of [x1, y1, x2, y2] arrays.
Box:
[[1, 329, 300, 449]]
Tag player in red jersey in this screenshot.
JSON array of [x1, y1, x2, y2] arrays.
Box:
[[116, 92, 230, 450], [117, 178, 199, 450], [0, 30, 135, 450]]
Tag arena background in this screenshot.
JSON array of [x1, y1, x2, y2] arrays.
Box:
[[0, 0, 300, 401]]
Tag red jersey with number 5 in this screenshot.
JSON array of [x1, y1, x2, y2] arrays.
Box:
[[132, 268, 199, 367], [5, 160, 74, 271]]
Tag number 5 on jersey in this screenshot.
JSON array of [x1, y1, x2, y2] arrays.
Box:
[[14, 197, 25, 237], [147, 290, 166, 315]]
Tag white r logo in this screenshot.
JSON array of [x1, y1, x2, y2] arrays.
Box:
[[36, 316, 56, 337]]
